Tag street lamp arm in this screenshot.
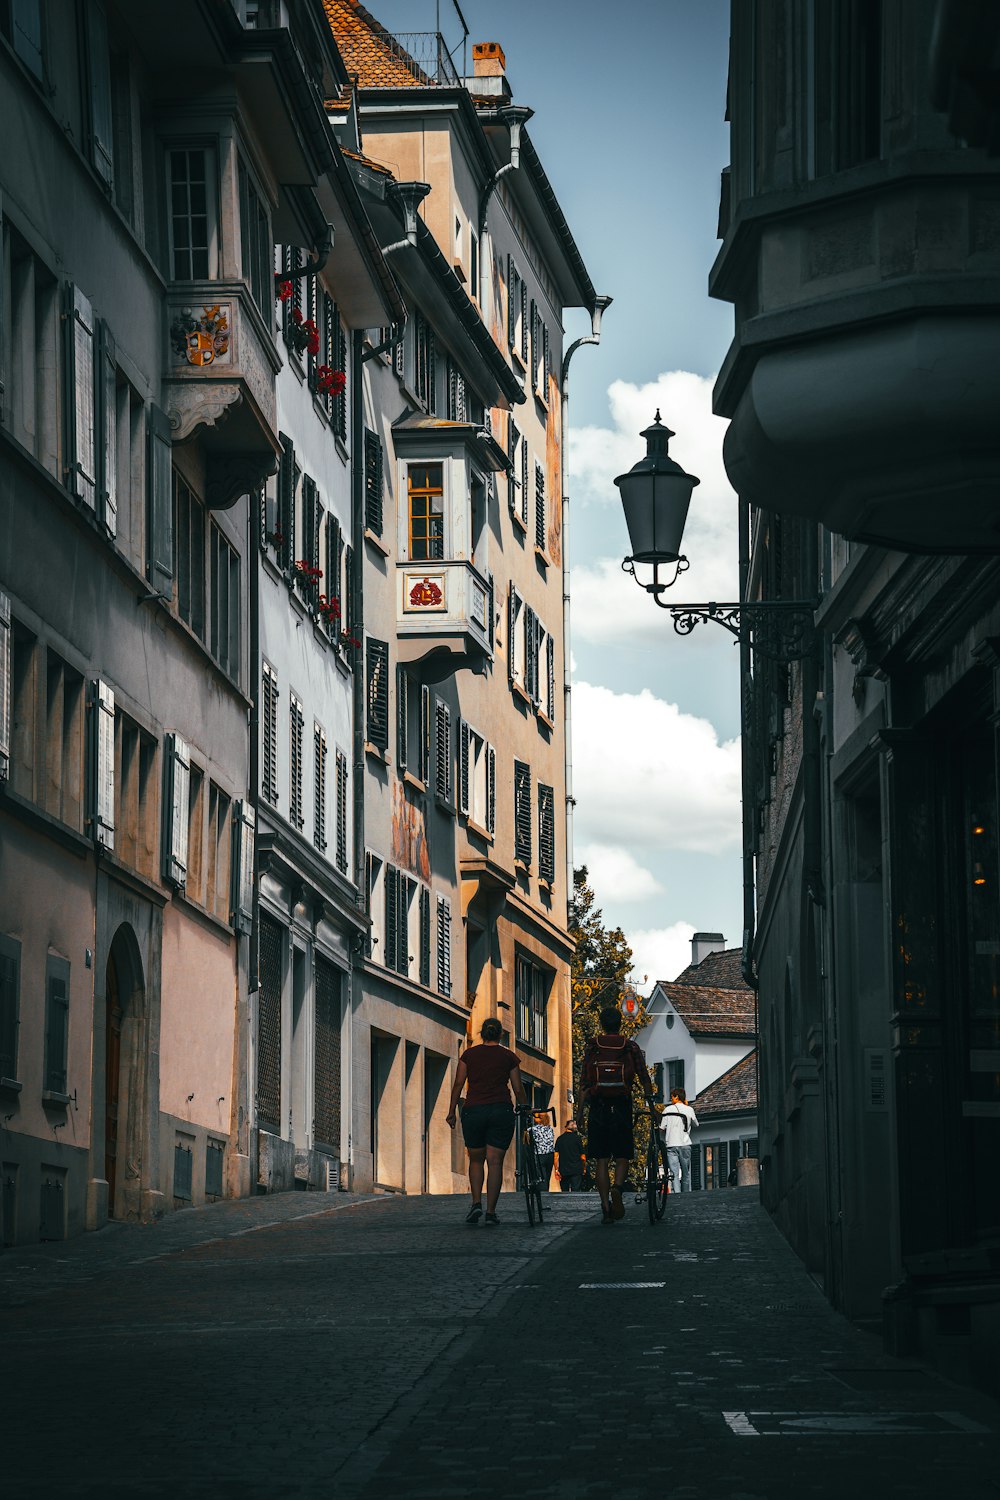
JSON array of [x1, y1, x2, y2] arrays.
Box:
[[668, 600, 819, 662]]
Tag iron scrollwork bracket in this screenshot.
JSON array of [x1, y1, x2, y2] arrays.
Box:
[[668, 601, 818, 662]]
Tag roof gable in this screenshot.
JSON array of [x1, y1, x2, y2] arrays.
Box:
[[694, 1050, 758, 1116], [651, 980, 756, 1039]]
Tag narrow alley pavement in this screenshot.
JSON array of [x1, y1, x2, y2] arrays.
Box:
[[2, 1188, 998, 1500]]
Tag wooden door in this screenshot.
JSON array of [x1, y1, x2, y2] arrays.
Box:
[[105, 959, 122, 1213]]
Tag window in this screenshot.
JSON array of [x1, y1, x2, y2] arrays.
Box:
[[545, 634, 556, 722], [44, 955, 70, 1097], [446, 359, 467, 423], [205, 1138, 224, 1198], [167, 147, 215, 281], [469, 230, 479, 298], [435, 697, 452, 806], [364, 428, 384, 536], [395, 672, 432, 786], [174, 473, 206, 639], [507, 421, 521, 519], [206, 782, 231, 923], [186, 762, 205, 904], [366, 639, 389, 751], [238, 160, 270, 316], [323, 295, 348, 439], [289, 693, 304, 829], [43, 651, 85, 832], [437, 895, 452, 997], [4, 0, 44, 79], [262, 661, 279, 805], [407, 463, 445, 561], [366, 852, 384, 959], [514, 760, 532, 866], [314, 954, 342, 1152], [538, 783, 555, 885], [515, 954, 550, 1052], [458, 721, 496, 836], [163, 732, 190, 888], [507, 258, 523, 353], [508, 586, 525, 689], [813, 0, 883, 176], [4, 614, 35, 801], [113, 708, 157, 879], [524, 606, 544, 707], [419, 886, 431, 987], [667, 1059, 685, 1094], [209, 523, 240, 680], [534, 461, 546, 552], [275, 433, 296, 571], [314, 723, 327, 852], [414, 312, 436, 413], [335, 749, 348, 875], [84, 2, 114, 187], [0, 935, 21, 1083]]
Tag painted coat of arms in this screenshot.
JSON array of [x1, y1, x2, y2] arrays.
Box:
[[409, 577, 444, 607], [170, 304, 231, 366]]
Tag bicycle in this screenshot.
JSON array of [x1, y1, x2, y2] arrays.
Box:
[[516, 1105, 555, 1226], [634, 1108, 670, 1225]]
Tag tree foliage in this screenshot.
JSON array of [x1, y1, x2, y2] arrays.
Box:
[[570, 866, 648, 1082]]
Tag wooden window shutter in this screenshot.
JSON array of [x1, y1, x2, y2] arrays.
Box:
[[535, 462, 545, 550], [458, 719, 470, 817], [45, 965, 70, 1095], [520, 439, 529, 525], [90, 679, 116, 849], [507, 585, 518, 686], [436, 895, 452, 996], [419, 886, 431, 987], [0, 591, 10, 782], [262, 662, 278, 805], [539, 783, 555, 884], [314, 724, 328, 851], [148, 405, 173, 596], [508, 422, 519, 512], [335, 749, 348, 874], [398, 875, 412, 974], [343, 544, 354, 636], [396, 665, 409, 772], [420, 684, 431, 784], [524, 605, 538, 704], [546, 633, 556, 721], [289, 695, 304, 828], [163, 732, 190, 886], [435, 699, 451, 803], [85, 3, 114, 186], [232, 799, 255, 933], [507, 257, 516, 346], [487, 572, 495, 651], [99, 321, 117, 537], [277, 433, 295, 570], [385, 864, 398, 972], [366, 639, 389, 751], [66, 285, 97, 511], [325, 512, 342, 628], [543, 323, 551, 393], [514, 759, 531, 865], [520, 279, 528, 363], [364, 428, 383, 536], [336, 316, 348, 440], [487, 745, 496, 836]]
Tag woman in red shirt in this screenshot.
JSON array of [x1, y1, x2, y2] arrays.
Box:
[[446, 1017, 527, 1225]]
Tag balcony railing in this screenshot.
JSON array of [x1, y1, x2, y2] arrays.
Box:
[[338, 30, 462, 88], [397, 558, 492, 664]]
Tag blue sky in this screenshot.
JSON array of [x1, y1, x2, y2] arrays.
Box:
[[367, 0, 741, 983]]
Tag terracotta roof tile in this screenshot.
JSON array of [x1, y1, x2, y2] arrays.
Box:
[[671, 946, 748, 990], [653, 982, 756, 1039], [340, 144, 394, 178], [324, 1, 427, 88], [694, 1050, 758, 1117]]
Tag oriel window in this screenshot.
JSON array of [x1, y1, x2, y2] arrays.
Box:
[[407, 464, 445, 561], [167, 147, 215, 281]]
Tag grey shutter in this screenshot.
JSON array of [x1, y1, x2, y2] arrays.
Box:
[[420, 684, 431, 784], [0, 187, 5, 422], [364, 428, 383, 535], [508, 422, 518, 512], [539, 783, 555, 884], [385, 865, 398, 973], [520, 278, 528, 362], [86, 2, 114, 187], [514, 760, 531, 865], [507, 586, 517, 686], [436, 896, 451, 996], [163, 732, 190, 886], [487, 745, 496, 836], [0, 591, 10, 782], [233, 799, 255, 933], [396, 665, 409, 772], [148, 405, 173, 595], [520, 439, 529, 525], [99, 322, 117, 536], [543, 323, 551, 393], [546, 633, 556, 720], [278, 434, 295, 570], [435, 699, 451, 802], [335, 750, 348, 874], [458, 720, 470, 817], [419, 886, 431, 987], [91, 679, 115, 849], [67, 285, 97, 510], [530, 300, 537, 390]]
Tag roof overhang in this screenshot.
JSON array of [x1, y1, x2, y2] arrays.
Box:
[[392, 415, 510, 473]]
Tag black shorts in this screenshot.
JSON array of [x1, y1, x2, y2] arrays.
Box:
[[461, 1101, 515, 1151], [585, 1096, 634, 1160]]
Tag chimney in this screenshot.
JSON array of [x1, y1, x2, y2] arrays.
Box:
[[473, 42, 506, 77], [691, 932, 725, 968]]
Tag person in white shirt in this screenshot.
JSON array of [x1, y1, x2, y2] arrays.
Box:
[[660, 1086, 698, 1192]]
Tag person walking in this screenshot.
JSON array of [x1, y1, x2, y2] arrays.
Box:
[[554, 1119, 585, 1191], [576, 1005, 657, 1224], [446, 1017, 527, 1225], [530, 1110, 555, 1190], [660, 1086, 699, 1192]]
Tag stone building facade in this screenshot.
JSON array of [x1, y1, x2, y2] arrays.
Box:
[[712, 0, 1000, 1391]]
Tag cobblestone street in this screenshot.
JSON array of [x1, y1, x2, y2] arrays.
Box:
[[2, 1189, 998, 1499]]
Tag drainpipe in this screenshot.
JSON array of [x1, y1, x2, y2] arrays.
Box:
[[560, 296, 612, 901], [248, 475, 261, 1182], [349, 327, 367, 1190], [477, 106, 534, 316], [382, 181, 431, 257], [739, 497, 757, 995]]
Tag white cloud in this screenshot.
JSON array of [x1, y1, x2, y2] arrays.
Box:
[[573, 679, 741, 855], [629, 923, 697, 990], [569, 369, 739, 614], [576, 843, 664, 904]]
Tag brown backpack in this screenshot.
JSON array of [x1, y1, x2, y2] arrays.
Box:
[[584, 1035, 637, 1098]]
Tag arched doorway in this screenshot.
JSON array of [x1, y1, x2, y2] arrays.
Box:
[[105, 953, 123, 1212]]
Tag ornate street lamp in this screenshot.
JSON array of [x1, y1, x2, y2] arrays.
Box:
[[616, 414, 817, 662]]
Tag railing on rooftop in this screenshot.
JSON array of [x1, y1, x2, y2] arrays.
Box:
[[339, 30, 463, 88]]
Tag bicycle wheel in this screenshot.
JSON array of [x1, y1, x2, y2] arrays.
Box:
[[533, 1183, 544, 1223], [654, 1142, 669, 1221], [646, 1151, 658, 1225], [522, 1139, 538, 1225]]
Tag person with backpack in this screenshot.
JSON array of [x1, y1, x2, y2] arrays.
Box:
[[576, 1004, 657, 1223], [660, 1086, 699, 1192]]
